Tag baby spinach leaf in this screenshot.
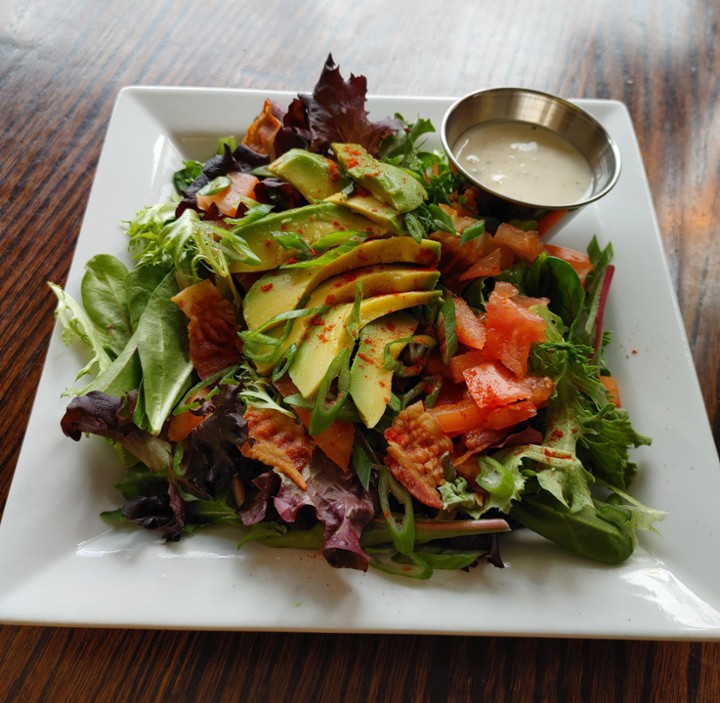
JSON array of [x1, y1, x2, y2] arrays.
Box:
[[133, 271, 193, 435], [125, 263, 172, 329], [81, 254, 133, 357], [525, 252, 584, 328], [173, 160, 203, 194], [510, 487, 635, 564], [84, 331, 141, 397]]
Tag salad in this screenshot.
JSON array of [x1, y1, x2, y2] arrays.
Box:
[[53, 56, 662, 579]]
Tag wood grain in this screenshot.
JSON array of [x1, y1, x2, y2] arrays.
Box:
[[1, 1, 719, 701]]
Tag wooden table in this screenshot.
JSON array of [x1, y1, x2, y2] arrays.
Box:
[[1, 0, 719, 700]]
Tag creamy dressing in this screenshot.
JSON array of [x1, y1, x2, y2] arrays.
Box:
[[453, 120, 594, 205]]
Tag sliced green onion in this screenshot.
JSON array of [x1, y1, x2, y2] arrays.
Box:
[[385, 373, 442, 412], [270, 343, 298, 382], [413, 545, 486, 571], [423, 375, 443, 408], [279, 234, 366, 269], [427, 203, 455, 234], [272, 230, 315, 256], [198, 223, 262, 267], [308, 347, 352, 435], [226, 202, 274, 228], [239, 305, 330, 364], [460, 219, 486, 245], [346, 282, 364, 341], [351, 440, 374, 492], [378, 469, 415, 556], [173, 364, 239, 415], [387, 393, 402, 412], [367, 549, 433, 579], [197, 176, 231, 196], [403, 212, 425, 243], [313, 229, 366, 251], [361, 517, 510, 547], [240, 320, 294, 364], [437, 296, 458, 364], [283, 392, 361, 423], [382, 334, 436, 378], [216, 136, 237, 154]]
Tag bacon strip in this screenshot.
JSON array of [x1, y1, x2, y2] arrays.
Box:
[[242, 99, 283, 157], [384, 401, 452, 509], [172, 279, 241, 379], [240, 408, 314, 490]]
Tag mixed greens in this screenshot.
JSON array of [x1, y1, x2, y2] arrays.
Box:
[[53, 55, 662, 578]]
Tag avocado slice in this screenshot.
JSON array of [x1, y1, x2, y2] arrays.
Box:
[[268, 149, 351, 202], [288, 290, 441, 399], [248, 264, 439, 376], [242, 237, 441, 331], [332, 143, 427, 213], [303, 265, 440, 310], [325, 191, 406, 233], [228, 202, 386, 273], [349, 312, 418, 428]]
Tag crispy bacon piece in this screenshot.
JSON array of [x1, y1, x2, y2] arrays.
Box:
[[463, 427, 509, 455], [242, 99, 283, 157], [240, 408, 314, 490], [172, 279, 242, 379], [454, 455, 484, 484], [384, 401, 453, 509]]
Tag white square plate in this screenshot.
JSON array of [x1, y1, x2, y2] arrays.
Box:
[[2, 87, 720, 638]]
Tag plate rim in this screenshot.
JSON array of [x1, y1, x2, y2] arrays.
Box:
[[2, 85, 720, 639]]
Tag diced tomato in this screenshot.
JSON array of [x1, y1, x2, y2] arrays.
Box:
[[491, 281, 517, 299], [463, 361, 536, 409], [524, 375, 555, 407], [423, 352, 453, 378], [432, 379, 469, 406], [274, 374, 354, 470], [449, 187, 479, 218], [483, 284, 547, 376], [167, 407, 206, 442], [464, 360, 554, 409], [458, 248, 503, 281], [196, 171, 259, 217], [491, 280, 548, 310], [544, 243, 594, 283], [448, 350, 488, 384], [536, 208, 568, 236], [453, 297, 486, 350], [493, 223, 544, 262], [438, 203, 478, 235], [293, 406, 355, 470], [427, 395, 488, 435], [600, 375, 622, 407], [485, 400, 537, 430]]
